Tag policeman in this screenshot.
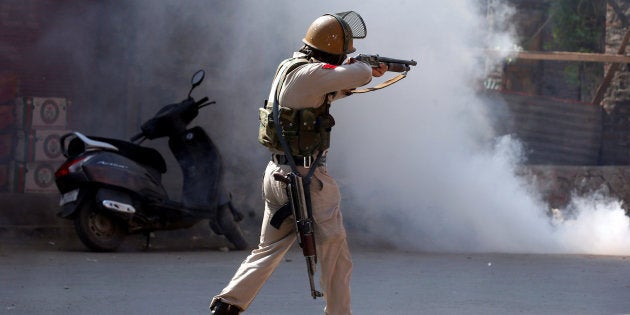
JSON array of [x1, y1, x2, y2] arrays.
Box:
[[210, 11, 386, 315]]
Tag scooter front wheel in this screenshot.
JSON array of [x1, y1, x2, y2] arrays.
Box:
[[223, 224, 248, 250], [74, 199, 126, 252], [214, 204, 248, 250]]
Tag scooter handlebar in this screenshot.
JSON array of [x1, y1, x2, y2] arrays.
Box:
[[132, 96, 213, 142], [195, 97, 209, 107], [130, 132, 144, 142]]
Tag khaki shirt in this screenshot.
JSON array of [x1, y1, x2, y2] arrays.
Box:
[[278, 52, 373, 109]]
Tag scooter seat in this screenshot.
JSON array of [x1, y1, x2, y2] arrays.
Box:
[[82, 136, 167, 174]]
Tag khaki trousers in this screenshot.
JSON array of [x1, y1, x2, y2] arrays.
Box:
[[211, 161, 353, 315]]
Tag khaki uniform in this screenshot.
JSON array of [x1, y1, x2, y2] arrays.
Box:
[[212, 52, 372, 315]]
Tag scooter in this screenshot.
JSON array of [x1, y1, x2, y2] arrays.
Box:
[[54, 70, 248, 252]]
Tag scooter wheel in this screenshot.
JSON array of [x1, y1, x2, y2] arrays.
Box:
[[223, 225, 248, 251], [74, 200, 126, 252]]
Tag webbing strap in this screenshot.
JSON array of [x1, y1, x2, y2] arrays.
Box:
[[351, 72, 408, 94], [271, 58, 310, 173], [270, 57, 328, 174], [270, 58, 323, 231]]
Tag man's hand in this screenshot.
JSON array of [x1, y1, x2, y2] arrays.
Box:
[[371, 62, 387, 77], [347, 58, 388, 77]]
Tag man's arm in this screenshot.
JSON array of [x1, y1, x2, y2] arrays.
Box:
[[280, 61, 373, 108], [348, 57, 388, 77]]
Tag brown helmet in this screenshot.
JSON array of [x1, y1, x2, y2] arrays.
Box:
[[302, 11, 367, 55]]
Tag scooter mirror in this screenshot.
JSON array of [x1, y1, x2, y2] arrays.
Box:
[[188, 70, 206, 98], [191, 70, 205, 88]]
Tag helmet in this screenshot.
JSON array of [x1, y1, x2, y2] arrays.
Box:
[[302, 11, 367, 55]]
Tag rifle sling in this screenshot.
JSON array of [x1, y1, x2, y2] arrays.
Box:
[[351, 71, 407, 94], [270, 58, 323, 229]]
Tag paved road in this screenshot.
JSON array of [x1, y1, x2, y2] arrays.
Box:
[[1, 236, 629, 315]]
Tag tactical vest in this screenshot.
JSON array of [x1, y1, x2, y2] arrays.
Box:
[[258, 58, 335, 157]]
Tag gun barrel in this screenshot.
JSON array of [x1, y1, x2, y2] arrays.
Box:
[[380, 56, 417, 66], [387, 63, 411, 72]]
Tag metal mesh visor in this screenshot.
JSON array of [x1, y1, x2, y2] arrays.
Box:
[[334, 11, 366, 39]]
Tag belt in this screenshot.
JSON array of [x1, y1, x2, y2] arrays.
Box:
[[272, 154, 326, 168]]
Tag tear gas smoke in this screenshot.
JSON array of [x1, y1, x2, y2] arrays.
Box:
[[34, 0, 630, 255]]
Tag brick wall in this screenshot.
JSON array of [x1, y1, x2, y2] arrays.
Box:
[[0, 0, 75, 97], [599, 1, 630, 165], [0, 1, 75, 193]]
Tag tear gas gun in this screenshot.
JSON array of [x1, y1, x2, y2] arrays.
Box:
[[351, 54, 417, 93], [273, 172, 323, 299], [355, 54, 418, 72]]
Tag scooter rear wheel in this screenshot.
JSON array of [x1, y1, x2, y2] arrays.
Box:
[[74, 200, 126, 252]]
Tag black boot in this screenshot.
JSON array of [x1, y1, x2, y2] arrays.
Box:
[[211, 300, 241, 315]]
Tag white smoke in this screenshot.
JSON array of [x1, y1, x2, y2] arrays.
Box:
[[552, 192, 630, 255]]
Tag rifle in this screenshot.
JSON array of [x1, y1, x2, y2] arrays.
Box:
[[355, 54, 418, 72], [273, 172, 323, 299], [351, 54, 418, 93]]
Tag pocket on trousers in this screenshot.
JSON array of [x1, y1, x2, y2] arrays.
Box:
[[310, 171, 341, 224], [263, 162, 289, 208]]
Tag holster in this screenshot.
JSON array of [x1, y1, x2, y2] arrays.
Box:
[[270, 203, 292, 229]]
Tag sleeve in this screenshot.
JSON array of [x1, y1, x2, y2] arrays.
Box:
[[305, 62, 373, 93], [280, 61, 373, 108]]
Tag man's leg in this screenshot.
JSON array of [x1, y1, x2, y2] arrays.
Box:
[[310, 169, 352, 315], [211, 207, 295, 311], [319, 235, 353, 315], [211, 163, 296, 311]]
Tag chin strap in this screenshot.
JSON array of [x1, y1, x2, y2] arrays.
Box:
[[350, 71, 408, 94]]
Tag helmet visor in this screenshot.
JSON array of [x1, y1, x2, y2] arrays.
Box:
[[333, 11, 367, 39], [330, 11, 366, 54]]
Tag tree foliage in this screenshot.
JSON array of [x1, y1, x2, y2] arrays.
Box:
[[548, 0, 606, 52], [545, 0, 606, 100]]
